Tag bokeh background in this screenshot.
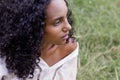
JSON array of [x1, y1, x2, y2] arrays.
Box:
[[68, 0, 120, 80]]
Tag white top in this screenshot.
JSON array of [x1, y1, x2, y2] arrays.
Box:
[[0, 43, 79, 80]]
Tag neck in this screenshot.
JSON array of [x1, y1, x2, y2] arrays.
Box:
[[40, 42, 58, 58]]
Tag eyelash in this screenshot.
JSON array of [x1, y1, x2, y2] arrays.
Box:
[[54, 19, 62, 26]]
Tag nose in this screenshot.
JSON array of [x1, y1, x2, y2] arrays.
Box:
[[62, 19, 72, 32]]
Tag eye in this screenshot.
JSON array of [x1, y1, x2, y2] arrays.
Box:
[[54, 18, 62, 26]]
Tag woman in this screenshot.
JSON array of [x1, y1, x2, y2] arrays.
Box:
[[0, 0, 79, 80]]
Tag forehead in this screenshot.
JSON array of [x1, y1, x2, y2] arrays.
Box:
[[45, 0, 68, 19]]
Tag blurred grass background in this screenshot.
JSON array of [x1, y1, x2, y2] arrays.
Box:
[[68, 0, 120, 80]]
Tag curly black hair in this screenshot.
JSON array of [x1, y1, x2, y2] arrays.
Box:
[[0, 0, 74, 79]]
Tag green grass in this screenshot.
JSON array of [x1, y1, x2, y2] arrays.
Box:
[[68, 0, 120, 80]]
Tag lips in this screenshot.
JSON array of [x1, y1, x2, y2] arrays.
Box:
[[62, 34, 69, 40]]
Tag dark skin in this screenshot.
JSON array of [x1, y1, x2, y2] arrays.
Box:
[[41, 38, 77, 66], [40, 0, 77, 66]]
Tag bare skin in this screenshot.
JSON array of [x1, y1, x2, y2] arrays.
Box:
[[41, 38, 77, 66], [40, 0, 77, 66]]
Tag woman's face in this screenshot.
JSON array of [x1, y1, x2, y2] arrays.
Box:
[[43, 0, 72, 45]]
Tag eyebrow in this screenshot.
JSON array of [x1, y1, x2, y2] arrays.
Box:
[[54, 16, 63, 21], [52, 9, 68, 21]]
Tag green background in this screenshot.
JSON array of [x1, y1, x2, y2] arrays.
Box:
[[68, 0, 120, 80]]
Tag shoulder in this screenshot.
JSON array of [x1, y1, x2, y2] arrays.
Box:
[[65, 38, 77, 52], [60, 38, 78, 56], [0, 58, 8, 79]]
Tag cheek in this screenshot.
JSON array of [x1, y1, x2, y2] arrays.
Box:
[[44, 30, 57, 39], [44, 27, 60, 37], [44, 25, 62, 41]]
